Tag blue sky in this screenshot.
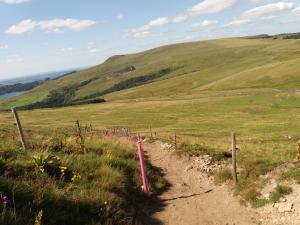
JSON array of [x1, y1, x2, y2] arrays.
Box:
[[1, 0, 300, 79]]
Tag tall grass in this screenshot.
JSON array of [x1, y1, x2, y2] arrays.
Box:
[[0, 127, 165, 225]]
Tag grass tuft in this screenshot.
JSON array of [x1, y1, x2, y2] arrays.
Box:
[[214, 168, 232, 185], [269, 185, 292, 203], [281, 166, 300, 184]]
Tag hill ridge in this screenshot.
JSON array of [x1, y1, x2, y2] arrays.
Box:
[[0, 36, 300, 110]]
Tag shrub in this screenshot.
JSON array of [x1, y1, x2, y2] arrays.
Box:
[[239, 186, 261, 202]]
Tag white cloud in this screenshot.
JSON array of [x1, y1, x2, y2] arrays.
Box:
[[225, 2, 294, 27], [224, 19, 252, 27], [87, 42, 95, 50], [6, 55, 24, 63], [149, 17, 170, 26], [176, 0, 236, 22], [292, 7, 300, 15], [189, 0, 237, 16], [192, 20, 219, 28], [133, 31, 151, 38], [60, 47, 73, 52], [88, 48, 103, 54], [0, 45, 8, 49], [202, 20, 219, 27], [6, 19, 37, 34], [117, 13, 124, 20], [173, 15, 188, 23], [123, 0, 236, 38], [251, 0, 272, 3], [87, 42, 103, 53], [88, 47, 118, 54], [6, 18, 96, 34], [122, 24, 151, 38], [0, 0, 30, 4], [241, 2, 293, 18]]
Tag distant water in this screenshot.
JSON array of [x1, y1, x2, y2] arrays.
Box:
[[0, 67, 88, 85], [0, 91, 27, 99]]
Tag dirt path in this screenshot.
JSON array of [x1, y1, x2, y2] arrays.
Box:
[[137, 141, 259, 225]]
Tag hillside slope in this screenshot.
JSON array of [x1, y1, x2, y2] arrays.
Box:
[[1, 37, 300, 109]]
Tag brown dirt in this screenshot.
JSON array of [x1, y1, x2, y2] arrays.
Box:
[[135, 141, 259, 225]]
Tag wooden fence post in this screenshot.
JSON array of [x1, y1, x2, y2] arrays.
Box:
[[11, 108, 27, 151], [174, 131, 177, 150], [232, 132, 238, 185], [149, 125, 153, 139], [76, 120, 86, 153], [296, 140, 300, 161]]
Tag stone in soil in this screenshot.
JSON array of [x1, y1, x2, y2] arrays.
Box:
[[273, 203, 294, 213]]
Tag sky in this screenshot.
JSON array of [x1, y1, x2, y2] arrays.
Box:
[[0, 0, 300, 79]]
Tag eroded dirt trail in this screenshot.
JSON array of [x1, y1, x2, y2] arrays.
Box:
[[138, 141, 258, 225]]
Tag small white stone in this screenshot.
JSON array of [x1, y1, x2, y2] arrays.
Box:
[[277, 203, 293, 213], [280, 198, 287, 203]]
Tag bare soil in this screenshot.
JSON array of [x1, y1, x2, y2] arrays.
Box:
[[135, 141, 259, 225]]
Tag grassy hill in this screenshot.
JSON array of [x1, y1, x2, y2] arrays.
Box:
[[1, 37, 300, 109], [0, 35, 300, 220]]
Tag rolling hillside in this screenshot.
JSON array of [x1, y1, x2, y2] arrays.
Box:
[[0, 35, 300, 224], [0, 37, 300, 109]]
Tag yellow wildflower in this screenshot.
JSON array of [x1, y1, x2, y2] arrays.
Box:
[[71, 172, 82, 182], [34, 210, 44, 225]]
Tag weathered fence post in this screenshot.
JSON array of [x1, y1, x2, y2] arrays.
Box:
[[296, 140, 300, 161], [174, 131, 177, 150], [11, 108, 27, 151], [76, 120, 86, 153], [231, 132, 238, 185], [149, 125, 153, 139], [136, 135, 151, 196]]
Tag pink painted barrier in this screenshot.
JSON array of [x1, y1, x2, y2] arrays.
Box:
[[136, 136, 151, 196]]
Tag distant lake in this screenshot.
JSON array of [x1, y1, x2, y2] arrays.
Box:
[[0, 91, 27, 99]]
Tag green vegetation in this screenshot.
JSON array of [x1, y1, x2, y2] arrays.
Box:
[[0, 127, 165, 225], [179, 143, 227, 161], [245, 32, 300, 40], [2, 37, 300, 109], [269, 185, 293, 203], [233, 160, 277, 205], [214, 168, 232, 185], [17, 86, 105, 110], [281, 165, 300, 184], [251, 185, 293, 208], [0, 81, 41, 96], [0, 35, 300, 212], [80, 67, 174, 101]]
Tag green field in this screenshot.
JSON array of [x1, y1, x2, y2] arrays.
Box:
[[1, 36, 300, 221], [1, 37, 300, 109]]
